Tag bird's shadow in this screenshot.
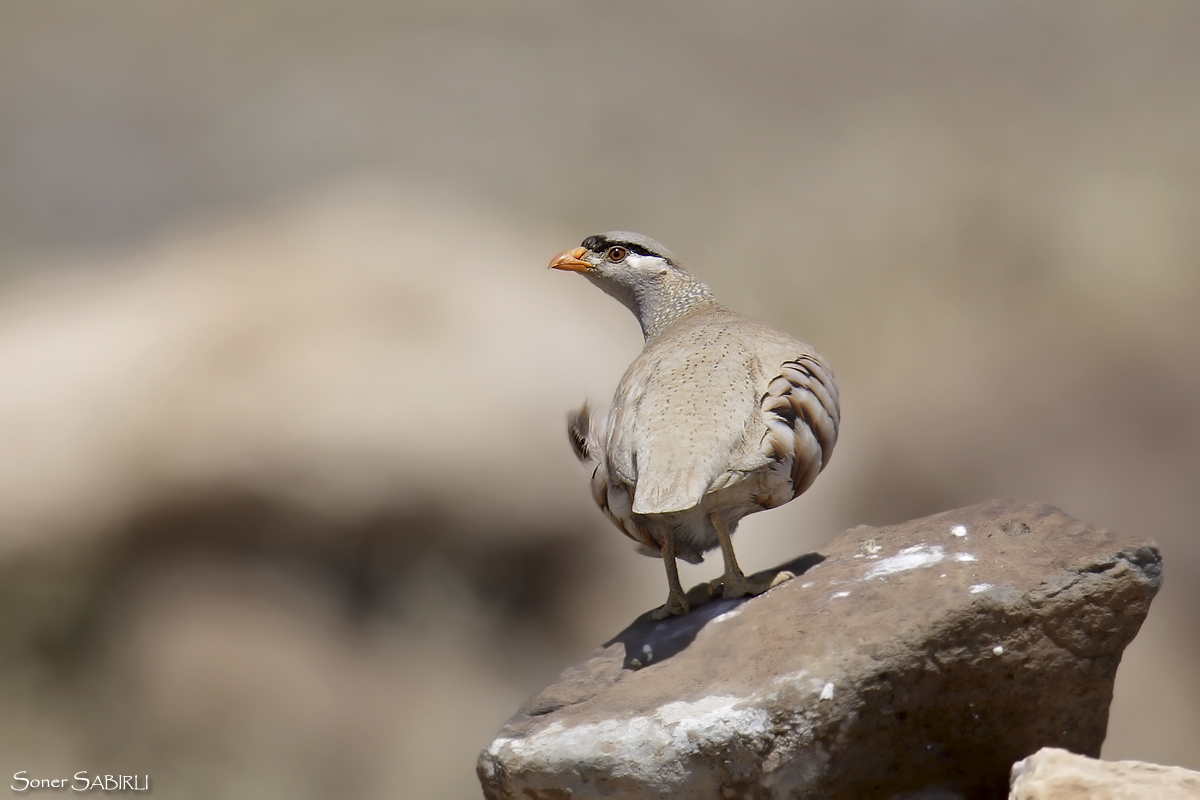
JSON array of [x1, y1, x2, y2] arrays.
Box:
[[604, 552, 826, 671]]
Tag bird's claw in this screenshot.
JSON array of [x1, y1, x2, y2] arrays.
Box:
[[711, 569, 795, 600], [651, 590, 690, 620]]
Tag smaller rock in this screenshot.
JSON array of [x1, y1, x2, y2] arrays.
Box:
[[1010, 747, 1200, 799]]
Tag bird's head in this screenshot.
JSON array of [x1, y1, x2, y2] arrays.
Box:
[[549, 231, 682, 282], [549, 232, 713, 339]]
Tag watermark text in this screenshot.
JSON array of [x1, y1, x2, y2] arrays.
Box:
[[11, 773, 149, 792]]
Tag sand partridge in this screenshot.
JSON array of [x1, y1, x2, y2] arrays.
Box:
[[550, 232, 840, 619]]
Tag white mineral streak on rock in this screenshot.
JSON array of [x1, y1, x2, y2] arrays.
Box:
[[863, 544, 945, 579], [488, 696, 770, 789], [763, 669, 829, 709], [770, 668, 809, 690], [951, 525, 968, 537], [953, 553, 977, 562], [970, 583, 994, 594], [831, 591, 851, 599], [819, 682, 835, 701], [993, 645, 1004, 655]]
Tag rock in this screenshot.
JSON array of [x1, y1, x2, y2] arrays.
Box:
[[1009, 747, 1200, 799], [477, 501, 1162, 800]]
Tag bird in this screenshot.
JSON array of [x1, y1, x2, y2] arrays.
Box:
[[550, 232, 840, 620]]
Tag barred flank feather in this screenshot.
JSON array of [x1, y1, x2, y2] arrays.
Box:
[[760, 354, 841, 499]]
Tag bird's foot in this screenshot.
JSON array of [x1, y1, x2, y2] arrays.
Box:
[[651, 589, 690, 620], [712, 569, 796, 600]]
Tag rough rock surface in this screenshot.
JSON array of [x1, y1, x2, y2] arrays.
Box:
[[1010, 747, 1200, 799], [477, 501, 1162, 800]]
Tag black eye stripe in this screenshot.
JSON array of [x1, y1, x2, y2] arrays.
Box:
[[580, 236, 663, 261]]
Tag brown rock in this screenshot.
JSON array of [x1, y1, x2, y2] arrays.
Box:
[[1009, 747, 1200, 799], [477, 501, 1162, 800]]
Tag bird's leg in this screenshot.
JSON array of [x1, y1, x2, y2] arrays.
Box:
[[651, 531, 690, 620], [710, 514, 778, 599]]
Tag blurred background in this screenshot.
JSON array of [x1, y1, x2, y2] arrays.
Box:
[[0, 1, 1196, 797]]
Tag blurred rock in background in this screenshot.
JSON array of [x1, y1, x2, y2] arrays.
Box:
[[0, 3, 1196, 799]]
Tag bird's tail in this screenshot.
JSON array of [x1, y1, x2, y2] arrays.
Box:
[[567, 401, 603, 464]]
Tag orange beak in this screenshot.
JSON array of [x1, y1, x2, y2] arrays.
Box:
[[548, 247, 591, 272]]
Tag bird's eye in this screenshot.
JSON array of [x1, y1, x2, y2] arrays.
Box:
[[606, 246, 628, 262]]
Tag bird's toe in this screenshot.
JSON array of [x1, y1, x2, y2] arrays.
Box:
[[651, 590, 690, 620], [718, 570, 785, 600]]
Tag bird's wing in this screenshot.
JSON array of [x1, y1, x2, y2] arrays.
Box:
[[608, 323, 764, 516], [759, 353, 840, 498]]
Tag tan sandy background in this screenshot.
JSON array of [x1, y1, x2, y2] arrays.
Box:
[[0, 2, 1196, 798]]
